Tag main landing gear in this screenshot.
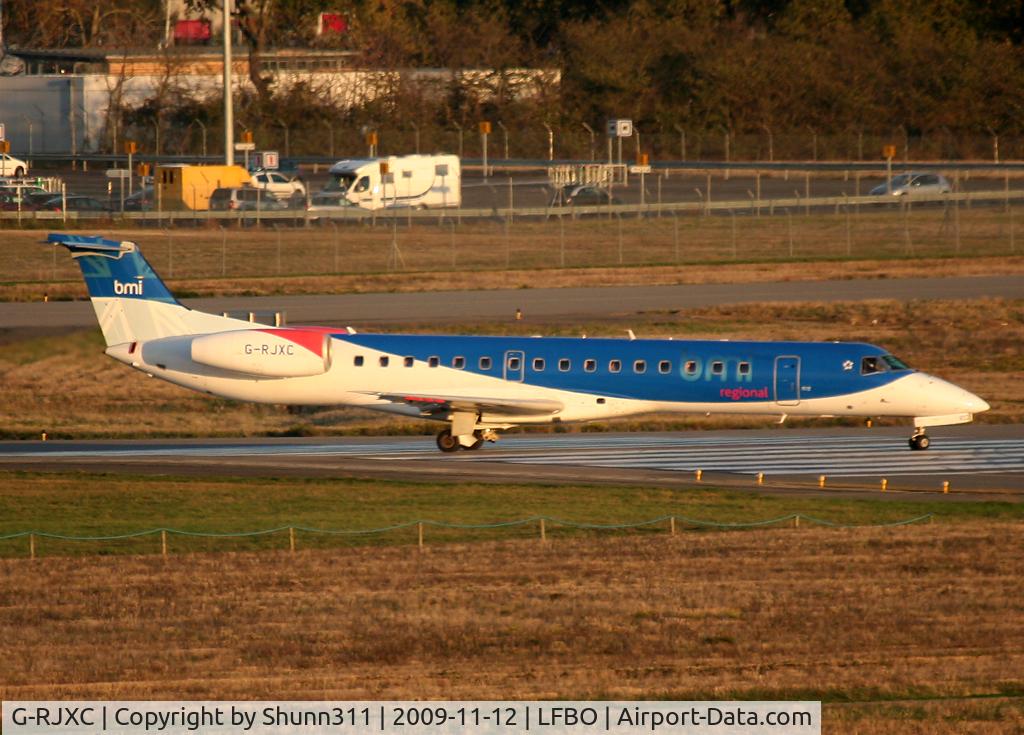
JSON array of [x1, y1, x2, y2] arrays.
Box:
[[436, 429, 493, 452], [909, 429, 931, 451]]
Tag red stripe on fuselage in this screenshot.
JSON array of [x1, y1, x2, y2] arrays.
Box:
[[257, 328, 328, 357]]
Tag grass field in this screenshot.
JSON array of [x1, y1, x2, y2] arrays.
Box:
[[1, 513, 1021, 731], [1, 206, 1022, 301], [2, 297, 1020, 438], [3, 470, 1021, 559]]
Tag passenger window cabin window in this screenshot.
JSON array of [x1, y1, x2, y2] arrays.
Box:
[[479, 356, 492, 370], [453, 356, 465, 369], [685, 360, 699, 375], [738, 362, 751, 375], [609, 359, 621, 373], [404, 356, 414, 367], [559, 358, 571, 372], [533, 357, 545, 371], [584, 359, 597, 372], [379, 356, 389, 367], [508, 357, 521, 370], [428, 356, 439, 368], [353, 355, 364, 366], [711, 361, 725, 375], [658, 360, 671, 374], [634, 360, 646, 373]]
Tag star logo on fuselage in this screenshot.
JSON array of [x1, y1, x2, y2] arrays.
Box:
[[842, 360, 854, 371]]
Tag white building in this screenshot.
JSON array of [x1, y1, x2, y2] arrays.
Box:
[[0, 46, 560, 154]]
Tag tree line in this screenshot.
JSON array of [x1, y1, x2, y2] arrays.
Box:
[[3, 0, 1023, 160]]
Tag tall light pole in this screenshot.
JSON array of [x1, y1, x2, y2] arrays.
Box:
[[223, 0, 234, 165]]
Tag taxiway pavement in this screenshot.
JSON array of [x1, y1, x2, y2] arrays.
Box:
[[2, 274, 1020, 329], [2, 425, 1021, 501]]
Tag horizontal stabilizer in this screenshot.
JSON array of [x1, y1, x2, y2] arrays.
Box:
[[47, 233, 135, 257]]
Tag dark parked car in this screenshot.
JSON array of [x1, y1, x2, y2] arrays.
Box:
[[123, 186, 155, 211], [209, 186, 287, 211], [39, 195, 114, 212], [0, 192, 33, 211], [24, 190, 61, 208], [553, 184, 621, 206]]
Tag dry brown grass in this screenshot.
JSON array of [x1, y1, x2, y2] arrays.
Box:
[[1, 297, 1019, 438], [2, 207, 1023, 302], [1, 522, 1021, 731]]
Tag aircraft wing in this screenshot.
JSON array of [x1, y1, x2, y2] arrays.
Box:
[[366, 392, 563, 417]]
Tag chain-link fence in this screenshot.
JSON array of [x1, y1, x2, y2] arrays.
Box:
[[4, 202, 1019, 286]]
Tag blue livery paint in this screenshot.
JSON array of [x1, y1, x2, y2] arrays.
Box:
[[46, 233, 178, 304], [335, 333, 910, 404]]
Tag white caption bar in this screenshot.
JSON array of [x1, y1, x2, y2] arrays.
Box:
[[3, 701, 820, 735]]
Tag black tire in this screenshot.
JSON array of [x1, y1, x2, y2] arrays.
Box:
[[436, 429, 460, 453], [13, 167, 24, 177], [909, 434, 930, 451]]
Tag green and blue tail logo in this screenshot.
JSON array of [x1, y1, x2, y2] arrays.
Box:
[[47, 233, 178, 304]]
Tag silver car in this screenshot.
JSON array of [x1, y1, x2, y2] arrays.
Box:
[[870, 172, 951, 197]]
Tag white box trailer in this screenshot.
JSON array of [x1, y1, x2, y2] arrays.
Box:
[[323, 154, 460, 210]]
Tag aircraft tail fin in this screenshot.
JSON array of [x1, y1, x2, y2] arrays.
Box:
[[48, 233, 249, 346]]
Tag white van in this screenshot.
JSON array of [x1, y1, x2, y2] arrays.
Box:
[[323, 154, 460, 210]]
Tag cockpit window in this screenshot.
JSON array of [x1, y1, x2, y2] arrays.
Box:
[[861, 356, 884, 374], [862, 354, 910, 375], [882, 354, 911, 371]]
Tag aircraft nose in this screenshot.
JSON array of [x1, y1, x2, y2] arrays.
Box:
[[925, 374, 989, 414]]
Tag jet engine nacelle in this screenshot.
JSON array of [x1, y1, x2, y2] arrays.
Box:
[[190, 329, 331, 378]]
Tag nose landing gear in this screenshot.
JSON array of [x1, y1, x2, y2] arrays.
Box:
[[909, 429, 931, 451]]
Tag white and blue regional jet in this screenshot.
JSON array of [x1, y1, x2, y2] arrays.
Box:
[[49, 233, 989, 452]]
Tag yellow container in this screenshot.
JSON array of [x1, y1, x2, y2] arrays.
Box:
[[155, 164, 251, 210]]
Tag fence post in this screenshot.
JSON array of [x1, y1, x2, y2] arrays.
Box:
[[673, 213, 680, 262], [29, 533, 35, 560], [289, 527, 296, 553], [787, 210, 794, 257], [845, 201, 852, 256], [540, 518, 546, 543], [1011, 205, 1016, 254], [418, 521, 424, 551], [617, 214, 623, 265], [730, 210, 737, 259], [161, 529, 167, 557], [794, 515, 800, 529], [559, 213, 565, 267], [670, 516, 676, 536]]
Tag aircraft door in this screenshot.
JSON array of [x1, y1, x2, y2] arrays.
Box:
[[504, 350, 525, 382], [774, 355, 801, 406]]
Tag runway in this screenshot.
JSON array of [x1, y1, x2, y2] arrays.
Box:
[[2, 274, 1020, 329], [2, 426, 1021, 499]]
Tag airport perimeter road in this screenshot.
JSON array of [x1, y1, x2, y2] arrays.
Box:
[[1, 426, 1021, 498], [2, 275, 1020, 329], [49, 166, 1024, 210]]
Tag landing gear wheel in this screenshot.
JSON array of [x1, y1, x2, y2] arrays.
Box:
[[464, 431, 485, 450], [436, 429, 460, 453], [909, 433, 931, 451], [13, 167, 24, 177]]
